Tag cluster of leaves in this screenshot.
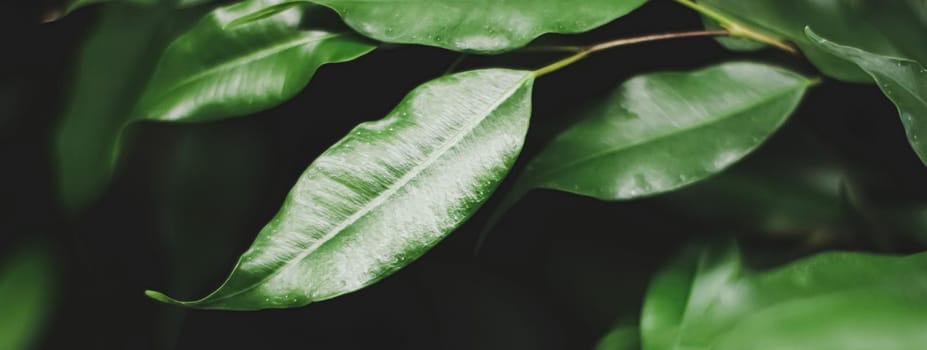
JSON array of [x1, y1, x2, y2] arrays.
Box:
[[4, 0, 927, 348]]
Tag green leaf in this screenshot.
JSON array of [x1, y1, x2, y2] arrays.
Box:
[[806, 28, 927, 167], [146, 68, 535, 309], [509, 62, 809, 202], [596, 326, 641, 350], [135, 2, 374, 123], [67, 0, 215, 13], [640, 241, 927, 350], [302, 0, 649, 53], [699, 0, 927, 82], [54, 4, 204, 213], [662, 160, 845, 236], [701, 16, 764, 52], [0, 244, 56, 350], [55, 0, 373, 212]]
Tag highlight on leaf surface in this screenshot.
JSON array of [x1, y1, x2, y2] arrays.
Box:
[[146, 68, 536, 310], [134, 0, 375, 123]]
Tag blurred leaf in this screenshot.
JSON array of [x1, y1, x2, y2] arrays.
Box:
[[700, 0, 927, 82], [0, 243, 56, 350], [67, 0, 216, 13], [641, 241, 927, 350], [54, 4, 205, 213], [147, 68, 535, 309], [662, 161, 845, 236], [500, 62, 809, 209], [807, 28, 927, 167], [135, 2, 374, 123], [300, 0, 648, 52], [596, 326, 640, 350]]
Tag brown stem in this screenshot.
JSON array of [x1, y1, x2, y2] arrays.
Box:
[[535, 29, 730, 77]]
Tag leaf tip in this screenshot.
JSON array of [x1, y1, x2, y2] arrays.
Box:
[[145, 290, 185, 306]]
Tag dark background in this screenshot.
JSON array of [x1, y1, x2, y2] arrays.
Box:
[[3, 0, 926, 348]]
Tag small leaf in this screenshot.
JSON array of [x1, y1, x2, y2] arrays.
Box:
[[806, 28, 927, 167], [147, 68, 535, 310], [640, 241, 927, 350], [303, 0, 649, 52], [508, 62, 809, 203], [135, 2, 374, 123], [700, 0, 927, 82], [0, 243, 56, 350]]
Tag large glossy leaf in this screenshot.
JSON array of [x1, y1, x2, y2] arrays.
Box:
[[146, 68, 535, 309], [640, 242, 927, 350], [507, 62, 809, 203], [134, 2, 374, 122], [806, 28, 927, 167], [300, 0, 648, 53], [699, 0, 927, 82], [0, 244, 56, 350]]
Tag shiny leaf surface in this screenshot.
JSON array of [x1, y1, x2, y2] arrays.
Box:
[[135, 1, 375, 122], [807, 28, 927, 167], [0, 244, 56, 350], [510, 62, 809, 202], [641, 242, 927, 350], [147, 68, 535, 309], [700, 0, 927, 82], [304, 0, 649, 52]]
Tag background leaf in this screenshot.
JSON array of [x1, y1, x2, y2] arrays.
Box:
[[0, 243, 56, 350], [303, 0, 649, 52], [134, 1, 375, 123], [806, 28, 927, 167], [699, 0, 927, 82], [67, 0, 217, 13], [505, 62, 809, 204], [595, 326, 640, 350], [147, 68, 535, 309], [640, 241, 927, 350], [53, 3, 206, 213]]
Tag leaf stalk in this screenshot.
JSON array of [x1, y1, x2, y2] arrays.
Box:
[[674, 0, 797, 54], [534, 29, 729, 77]]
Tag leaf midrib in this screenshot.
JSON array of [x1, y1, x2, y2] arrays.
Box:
[[201, 72, 531, 305], [140, 31, 348, 117], [526, 84, 805, 187]]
